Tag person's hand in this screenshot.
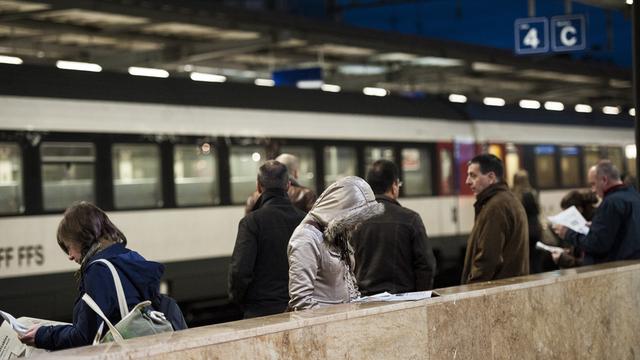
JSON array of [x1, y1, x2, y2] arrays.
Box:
[[18, 325, 40, 346], [550, 248, 570, 264], [552, 224, 568, 239], [586, 221, 592, 227]]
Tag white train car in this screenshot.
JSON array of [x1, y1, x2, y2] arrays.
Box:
[[0, 65, 634, 323]]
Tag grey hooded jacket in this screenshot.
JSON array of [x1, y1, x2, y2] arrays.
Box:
[[288, 176, 384, 311]]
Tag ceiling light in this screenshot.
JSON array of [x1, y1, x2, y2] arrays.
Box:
[[128, 66, 169, 78], [56, 60, 102, 72], [574, 104, 592, 113], [363, 87, 388, 97], [296, 80, 323, 89], [338, 64, 387, 75], [626, 0, 633, 5], [190, 72, 226, 83], [602, 106, 621, 115], [321, 84, 341, 93], [254, 78, 274, 87], [0, 55, 23, 65], [630, 108, 636, 117], [483, 97, 505, 106], [372, 52, 417, 62], [544, 101, 564, 111], [411, 56, 463, 67], [472, 62, 514, 73], [519, 99, 541, 109], [448, 94, 467, 103], [626, 144, 637, 159]]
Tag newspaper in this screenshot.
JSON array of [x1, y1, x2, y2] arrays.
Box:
[[0, 310, 67, 360], [535, 241, 565, 254], [354, 291, 433, 303], [547, 205, 590, 235]]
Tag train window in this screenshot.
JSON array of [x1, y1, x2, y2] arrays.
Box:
[[174, 144, 220, 206], [280, 146, 316, 192], [560, 147, 580, 187], [583, 146, 600, 183], [0, 143, 23, 214], [41, 142, 95, 211], [229, 146, 265, 205], [112, 144, 162, 209], [324, 146, 356, 186], [534, 145, 557, 188], [364, 146, 394, 174], [402, 148, 432, 196], [605, 147, 624, 172], [626, 145, 636, 176], [438, 146, 454, 195]]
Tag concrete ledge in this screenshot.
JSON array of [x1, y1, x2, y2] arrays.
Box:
[[43, 261, 640, 359]]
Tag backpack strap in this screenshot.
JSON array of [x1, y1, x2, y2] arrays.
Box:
[[81, 293, 124, 343], [90, 259, 128, 320]]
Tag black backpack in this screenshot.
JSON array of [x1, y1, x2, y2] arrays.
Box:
[[153, 294, 188, 330]]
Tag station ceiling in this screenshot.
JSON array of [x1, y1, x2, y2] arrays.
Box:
[[0, 0, 633, 110]]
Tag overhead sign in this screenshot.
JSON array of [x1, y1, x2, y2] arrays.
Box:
[[551, 15, 586, 52], [514, 15, 586, 55], [514, 17, 549, 54]]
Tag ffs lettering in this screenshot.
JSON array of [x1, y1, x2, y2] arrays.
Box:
[[0, 245, 44, 267]]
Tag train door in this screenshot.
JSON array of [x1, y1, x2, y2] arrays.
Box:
[[453, 140, 477, 234], [625, 144, 637, 178], [434, 142, 458, 235]]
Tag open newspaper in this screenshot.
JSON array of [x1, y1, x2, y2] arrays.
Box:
[[0, 310, 67, 359], [547, 205, 590, 235], [354, 290, 433, 303]]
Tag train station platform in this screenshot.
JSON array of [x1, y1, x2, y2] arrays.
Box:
[[44, 261, 640, 359]]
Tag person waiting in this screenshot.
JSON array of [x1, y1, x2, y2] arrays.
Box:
[[229, 160, 306, 318], [351, 160, 436, 295]]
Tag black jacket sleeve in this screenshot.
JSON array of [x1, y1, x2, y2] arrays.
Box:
[[228, 215, 259, 304]]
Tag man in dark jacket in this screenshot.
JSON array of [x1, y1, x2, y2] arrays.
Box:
[[461, 154, 529, 285], [554, 160, 640, 264], [229, 160, 305, 318], [245, 153, 316, 214], [351, 160, 436, 295]]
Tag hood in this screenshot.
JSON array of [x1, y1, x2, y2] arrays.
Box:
[[308, 176, 384, 244], [91, 243, 164, 301]]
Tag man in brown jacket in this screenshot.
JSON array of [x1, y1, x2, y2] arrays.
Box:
[[461, 154, 529, 285]]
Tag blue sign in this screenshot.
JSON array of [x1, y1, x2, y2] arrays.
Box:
[[272, 67, 322, 87], [551, 15, 586, 52], [514, 17, 549, 54]]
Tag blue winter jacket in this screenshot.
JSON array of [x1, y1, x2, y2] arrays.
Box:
[[565, 185, 640, 264], [35, 243, 164, 350]]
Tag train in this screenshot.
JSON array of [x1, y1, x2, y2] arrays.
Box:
[[0, 64, 635, 324]]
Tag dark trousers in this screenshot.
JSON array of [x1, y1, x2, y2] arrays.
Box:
[[243, 303, 288, 319]]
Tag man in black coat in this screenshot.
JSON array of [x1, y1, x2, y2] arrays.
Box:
[[352, 160, 436, 295], [554, 160, 640, 264], [229, 160, 305, 318]]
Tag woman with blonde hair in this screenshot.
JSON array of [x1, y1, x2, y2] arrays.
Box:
[[512, 169, 543, 273]]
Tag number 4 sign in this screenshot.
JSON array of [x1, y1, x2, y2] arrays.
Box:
[[514, 17, 549, 54]]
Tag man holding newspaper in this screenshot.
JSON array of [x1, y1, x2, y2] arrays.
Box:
[[552, 160, 640, 265]]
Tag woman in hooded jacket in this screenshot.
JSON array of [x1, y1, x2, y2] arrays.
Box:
[[18, 201, 166, 350], [288, 176, 384, 310]]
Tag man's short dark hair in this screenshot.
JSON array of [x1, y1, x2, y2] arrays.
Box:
[[257, 160, 289, 190], [366, 159, 399, 195], [469, 154, 504, 180]]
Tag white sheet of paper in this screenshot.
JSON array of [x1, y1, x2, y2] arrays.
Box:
[[535, 241, 565, 253], [0, 310, 28, 335], [354, 291, 432, 303], [547, 205, 590, 235]]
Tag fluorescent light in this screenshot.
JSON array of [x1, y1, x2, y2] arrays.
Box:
[[483, 97, 505, 106], [448, 94, 467, 103], [411, 56, 463, 67], [519, 99, 540, 109], [0, 55, 23, 65], [254, 78, 274, 87], [321, 84, 341, 93], [544, 101, 564, 111], [626, 144, 637, 159], [190, 72, 226, 83], [575, 104, 592, 113], [296, 80, 323, 89], [56, 60, 102, 72], [363, 87, 388, 97], [630, 108, 636, 117], [338, 64, 387, 75], [626, 0, 633, 5], [128, 66, 169, 78], [602, 106, 621, 115]]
